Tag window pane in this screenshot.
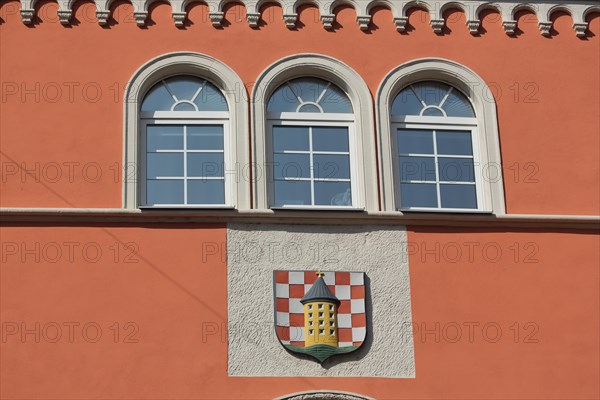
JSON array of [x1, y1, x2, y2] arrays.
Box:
[[273, 154, 310, 179], [273, 126, 309, 151], [400, 183, 437, 208], [442, 89, 475, 117], [320, 85, 353, 113], [400, 156, 436, 181], [147, 153, 183, 178], [141, 83, 174, 112], [288, 79, 327, 104], [187, 125, 224, 150], [436, 130, 473, 155], [422, 107, 445, 117], [146, 180, 184, 205], [188, 153, 224, 177], [274, 180, 311, 206], [298, 104, 321, 113], [391, 87, 423, 116], [314, 181, 352, 206], [164, 76, 203, 102], [412, 82, 448, 106], [172, 102, 197, 111], [439, 158, 475, 182], [398, 129, 434, 154], [440, 184, 477, 209], [267, 85, 300, 113], [147, 125, 183, 151], [313, 127, 349, 152], [314, 154, 350, 179], [195, 83, 228, 112], [188, 179, 225, 204]]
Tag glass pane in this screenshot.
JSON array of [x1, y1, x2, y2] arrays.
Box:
[[439, 158, 475, 182], [147, 153, 183, 178], [314, 154, 350, 179], [188, 153, 224, 177], [440, 184, 477, 209], [391, 87, 423, 116], [320, 84, 353, 113], [188, 179, 225, 204], [400, 183, 437, 208], [313, 127, 349, 152], [400, 156, 436, 181], [422, 107, 445, 117], [267, 85, 300, 113], [442, 89, 475, 117], [288, 79, 328, 104], [172, 102, 197, 111], [314, 181, 352, 206], [187, 125, 224, 150], [274, 180, 311, 206], [273, 126, 309, 151], [397, 129, 433, 154], [141, 83, 174, 112], [412, 82, 448, 106], [436, 130, 473, 155], [298, 104, 321, 113], [147, 125, 183, 151], [164, 76, 203, 102], [195, 82, 228, 112], [273, 154, 310, 179], [146, 179, 184, 205]]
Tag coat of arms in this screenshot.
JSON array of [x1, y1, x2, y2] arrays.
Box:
[[273, 270, 367, 363]]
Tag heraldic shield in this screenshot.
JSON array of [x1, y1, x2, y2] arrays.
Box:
[[273, 270, 367, 363]]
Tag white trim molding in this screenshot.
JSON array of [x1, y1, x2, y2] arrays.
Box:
[[251, 54, 378, 212], [17, 0, 600, 37], [377, 58, 506, 215], [123, 52, 250, 210]]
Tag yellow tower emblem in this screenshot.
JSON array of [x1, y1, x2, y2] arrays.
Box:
[[301, 270, 340, 348]]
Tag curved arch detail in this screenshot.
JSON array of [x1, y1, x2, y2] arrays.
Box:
[[376, 58, 506, 214], [123, 51, 250, 209]]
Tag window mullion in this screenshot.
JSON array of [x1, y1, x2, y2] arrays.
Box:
[[309, 126, 315, 206], [433, 129, 441, 208], [183, 124, 188, 205]]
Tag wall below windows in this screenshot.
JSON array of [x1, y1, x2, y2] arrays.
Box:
[[0, 5, 598, 214], [0, 224, 598, 398]]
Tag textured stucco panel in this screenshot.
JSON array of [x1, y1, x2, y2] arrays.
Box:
[[227, 224, 415, 377]]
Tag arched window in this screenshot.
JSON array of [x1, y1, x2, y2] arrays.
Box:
[[377, 59, 505, 214], [252, 54, 378, 212], [140, 76, 230, 206], [267, 78, 356, 208], [123, 52, 249, 210], [391, 81, 481, 211]]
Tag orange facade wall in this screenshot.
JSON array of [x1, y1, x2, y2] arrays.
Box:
[[0, 4, 599, 214], [0, 225, 598, 399]]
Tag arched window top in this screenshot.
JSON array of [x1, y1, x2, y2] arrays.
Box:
[[392, 81, 475, 118], [141, 75, 228, 112], [267, 78, 353, 114]]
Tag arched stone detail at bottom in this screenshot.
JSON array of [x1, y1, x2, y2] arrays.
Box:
[[274, 390, 374, 400]]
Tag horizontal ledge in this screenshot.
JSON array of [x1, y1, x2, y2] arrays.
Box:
[[0, 208, 599, 230]]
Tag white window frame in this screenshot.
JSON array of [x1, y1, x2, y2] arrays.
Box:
[[123, 52, 249, 210], [267, 111, 360, 210], [251, 54, 378, 212], [392, 116, 488, 212], [139, 112, 233, 208], [377, 58, 506, 214]]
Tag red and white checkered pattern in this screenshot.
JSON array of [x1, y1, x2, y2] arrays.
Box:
[[274, 270, 366, 348]]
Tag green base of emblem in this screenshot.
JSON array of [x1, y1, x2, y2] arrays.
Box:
[[285, 344, 359, 363]]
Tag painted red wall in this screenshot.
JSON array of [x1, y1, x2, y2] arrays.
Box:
[[0, 226, 598, 398], [0, 4, 599, 214]]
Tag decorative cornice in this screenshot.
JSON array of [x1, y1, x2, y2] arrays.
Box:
[[13, 0, 599, 37], [1, 208, 599, 230]]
